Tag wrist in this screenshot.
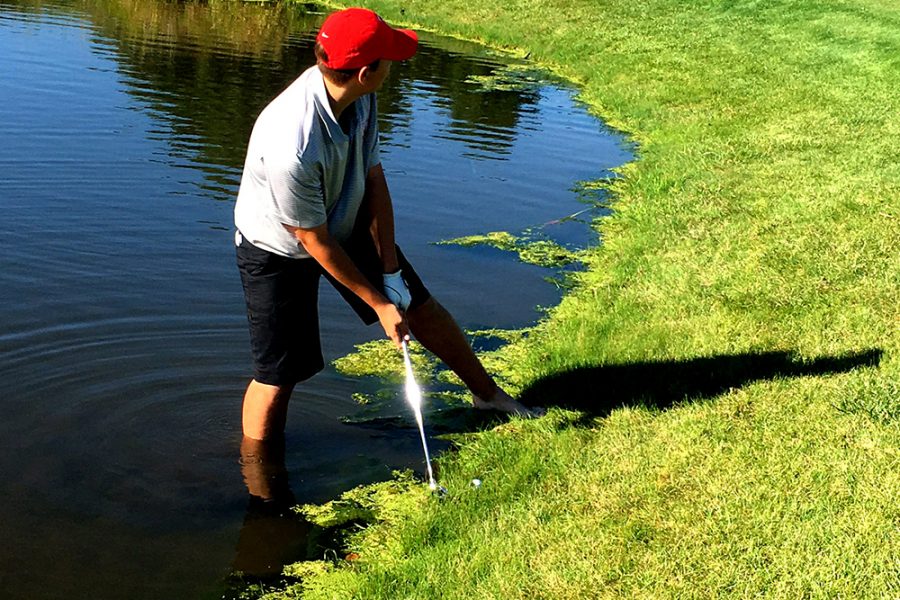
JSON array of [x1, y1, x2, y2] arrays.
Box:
[[381, 250, 400, 275], [373, 296, 394, 312]]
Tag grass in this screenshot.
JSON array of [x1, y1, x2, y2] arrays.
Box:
[[258, 0, 900, 597]]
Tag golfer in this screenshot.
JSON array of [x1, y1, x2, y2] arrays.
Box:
[[234, 8, 540, 441]]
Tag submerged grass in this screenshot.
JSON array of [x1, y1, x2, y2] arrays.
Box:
[[268, 0, 900, 597]]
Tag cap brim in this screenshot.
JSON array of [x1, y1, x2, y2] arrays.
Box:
[[383, 28, 418, 62]]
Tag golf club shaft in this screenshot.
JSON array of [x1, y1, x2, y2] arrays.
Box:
[[416, 414, 435, 484], [402, 340, 437, 487]]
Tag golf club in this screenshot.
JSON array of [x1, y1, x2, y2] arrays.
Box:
[[401, 337, 444, 494]]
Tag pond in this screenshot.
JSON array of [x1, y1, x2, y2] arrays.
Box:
[[0, 0, 630, 597]]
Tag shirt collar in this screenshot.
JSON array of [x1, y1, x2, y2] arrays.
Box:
[[309, 66, 350, 142]]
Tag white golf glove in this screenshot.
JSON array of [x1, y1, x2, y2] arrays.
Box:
[[383, 270, 412, 311]]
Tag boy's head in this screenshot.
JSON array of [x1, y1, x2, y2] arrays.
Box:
[[315, 8, 417, 83]]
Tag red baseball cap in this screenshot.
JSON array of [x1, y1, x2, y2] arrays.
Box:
[[316, 8, 418, 70]]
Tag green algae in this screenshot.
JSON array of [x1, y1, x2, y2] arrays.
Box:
[[437, 230, 582, 268], [332, 328, 531, 427], [465, 64, 548, 94], [350, 391, 371, 405], [333, 339, 443, 414], [333, 339, 437, 381], [246, 474, 428, 599], [296, 470, 424, 529]]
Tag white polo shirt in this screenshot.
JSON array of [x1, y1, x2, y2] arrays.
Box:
[[234, 66, 381, 258]]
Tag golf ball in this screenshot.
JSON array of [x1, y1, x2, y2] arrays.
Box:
[[471, 478, 482, 488]]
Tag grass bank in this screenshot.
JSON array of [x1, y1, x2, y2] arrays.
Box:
[[261, 0, 899, 597]]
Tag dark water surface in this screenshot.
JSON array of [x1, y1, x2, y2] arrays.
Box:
[[0, 1, 630, 597]]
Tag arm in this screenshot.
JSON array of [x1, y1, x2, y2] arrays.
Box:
[[363, 163, 400, 274], [286, 223, 408, 346]]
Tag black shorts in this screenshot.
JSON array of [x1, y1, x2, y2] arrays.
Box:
[[236, 232, 431, 387]]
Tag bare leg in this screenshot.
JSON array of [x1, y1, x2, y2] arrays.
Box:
[[240, 435, 288, 501], [406, 298, 542, 416], [242, 379, 295, 440]]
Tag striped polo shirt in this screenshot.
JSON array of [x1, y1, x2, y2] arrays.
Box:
[[234, 66, 381, 258]]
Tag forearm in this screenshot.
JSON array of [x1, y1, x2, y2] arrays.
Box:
[[364, 163, 400, 273], [289, 224, 390, 311]]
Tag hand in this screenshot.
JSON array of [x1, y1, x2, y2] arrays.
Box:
[[383, 270, 412, 311], [375, 302, 408, 347]]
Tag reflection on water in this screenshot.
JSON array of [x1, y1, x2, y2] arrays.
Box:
[[0, 1, 630, 598], [235, 437, 310, 578], [58, 0, 542, 200]]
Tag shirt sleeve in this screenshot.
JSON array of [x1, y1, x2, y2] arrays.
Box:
[[265, 149, 327, 230], [363, 94, 381, 172]]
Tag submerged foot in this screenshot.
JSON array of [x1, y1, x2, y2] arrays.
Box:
[[473, 388, 546, 418]]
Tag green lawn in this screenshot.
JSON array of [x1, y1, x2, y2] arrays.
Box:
[[259, 0, 899, 597]]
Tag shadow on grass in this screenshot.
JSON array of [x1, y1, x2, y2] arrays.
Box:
[[343, 349, 883, 436], [516, 349, 883, 418]]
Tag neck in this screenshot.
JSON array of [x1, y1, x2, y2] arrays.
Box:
[[322, 76, 360, 120]]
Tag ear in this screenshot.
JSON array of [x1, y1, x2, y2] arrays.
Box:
[[357, 65, 372, 86]]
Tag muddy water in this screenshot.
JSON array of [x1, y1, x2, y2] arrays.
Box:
[[0, 1, 630, 597]]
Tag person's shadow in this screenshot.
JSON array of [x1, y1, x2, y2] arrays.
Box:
[[515, 348, 883, 419], [348, 348, 882, 436]]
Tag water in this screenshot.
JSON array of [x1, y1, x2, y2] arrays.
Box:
[[0, 1, 630, 597]]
